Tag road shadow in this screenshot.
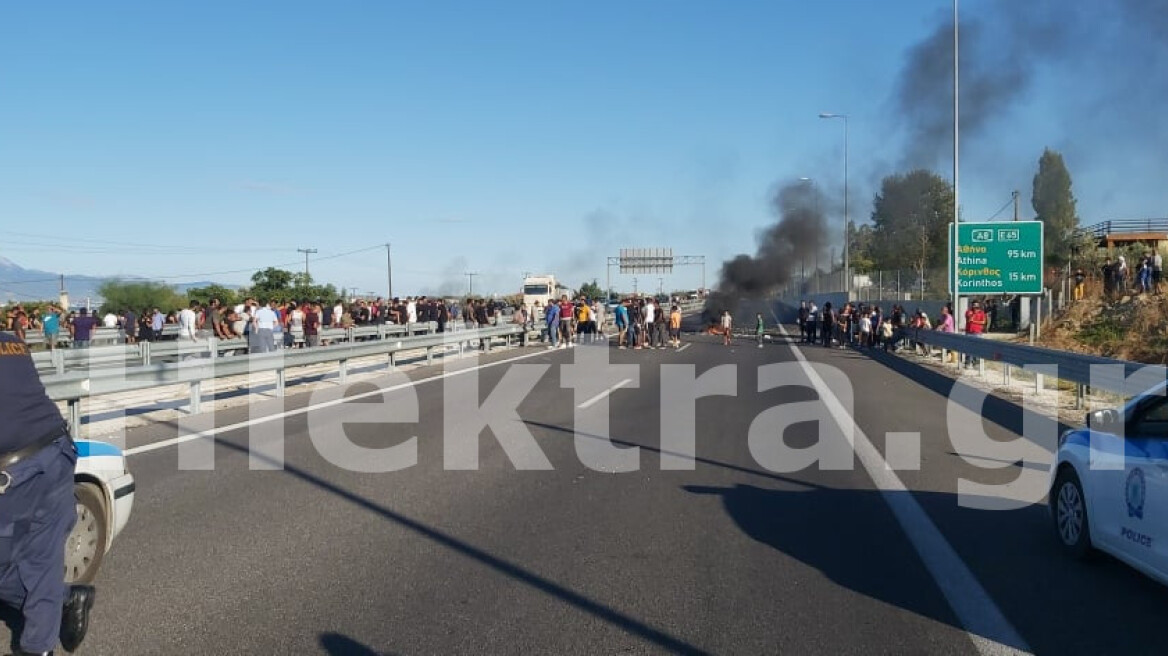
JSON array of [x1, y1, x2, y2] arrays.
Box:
[[207, 438, 710, 656], [319, 632, 397, 656], [685, 482, 1168, 655]]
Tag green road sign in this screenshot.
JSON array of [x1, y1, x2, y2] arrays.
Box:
[[948, 221, 1044, 294]]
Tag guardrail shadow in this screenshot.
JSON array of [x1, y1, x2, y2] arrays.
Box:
[[208, 439, 710, 655]]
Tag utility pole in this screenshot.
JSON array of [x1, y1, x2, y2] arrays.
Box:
[[633, 277, 638, 294], [465, 272, 479, 297], [297, 248, 318, 280], [658, 278, 663, 295], [1012, 190, 1020, 222], [385, 243, 393, 299]]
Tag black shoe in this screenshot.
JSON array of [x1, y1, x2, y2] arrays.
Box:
[[60, 585, 95, 653]]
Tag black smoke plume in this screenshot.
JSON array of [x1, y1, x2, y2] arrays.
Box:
[[706, 181, 828, 320], [891, 0, 1168, 171]]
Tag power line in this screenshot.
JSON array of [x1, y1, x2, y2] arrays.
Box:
[[986, 194, 1017, 221]]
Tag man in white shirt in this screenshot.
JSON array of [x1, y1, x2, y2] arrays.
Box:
[[407, 297, 418, 324], [178, 301, 199, 341], [644, 300, 656, 348], [253, 301, 279, 353], [102, 312, 119, 329]]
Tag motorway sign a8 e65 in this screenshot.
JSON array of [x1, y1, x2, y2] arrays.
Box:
[[948, 221, 1044, 294]]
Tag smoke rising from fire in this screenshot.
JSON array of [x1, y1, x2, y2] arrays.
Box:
[[707, 180, 828, 317]]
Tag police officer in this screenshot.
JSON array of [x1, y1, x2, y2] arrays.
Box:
[[0, 331, 95, 655]]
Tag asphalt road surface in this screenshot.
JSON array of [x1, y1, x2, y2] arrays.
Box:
[[5, 329, 1168, 655]]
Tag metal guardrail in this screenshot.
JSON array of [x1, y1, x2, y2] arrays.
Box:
[[1082, 219, 1168, 239], [27, 322, 440, 374], [910, 329, 1167, 401], [45, 324, 525, 436]]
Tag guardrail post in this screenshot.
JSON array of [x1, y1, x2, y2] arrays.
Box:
[[1076, 384, 1086, 409], [276, 368, 285, 398], [1004, 364, 1011, 387], [208, 336, 218, 359], [1035, 372, 1044, 396], [190, 380, 201, 414], [978, 357, 985, 377], [141, 340, 151, 367], [53, 349, 65, 375], [426, 346, 433, 365], [485, 333, 492, 353], [339, 359, 348, 384], [67, 399, 81, 438], [389, 352, 396, 370]]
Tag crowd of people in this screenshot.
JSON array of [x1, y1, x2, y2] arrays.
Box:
[[1098, 251, 1164, 298], [530, 295, 685, 350], [795, 298, 989, 366], [0, 295, 520, 351]]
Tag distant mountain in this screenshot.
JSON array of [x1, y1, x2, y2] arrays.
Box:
[[0, 257, 237, 307]]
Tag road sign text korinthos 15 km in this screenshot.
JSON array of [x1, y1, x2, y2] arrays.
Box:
[[948, 221, 1044, 295]]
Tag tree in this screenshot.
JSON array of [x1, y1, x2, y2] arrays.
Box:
[[849, 223, 877, 273], [1031, 148, 1079, 266], [185, 284, 239, 308], [868, 170, 955, 283], [248, 267, 296, 302], [578, 279, 603, 300], [98, 280, 185, 315]]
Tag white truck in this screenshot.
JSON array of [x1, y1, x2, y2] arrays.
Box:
[[522, 275, 571, 318]]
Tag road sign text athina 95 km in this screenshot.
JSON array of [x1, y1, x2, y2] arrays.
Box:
[[948, 221, 1044, 295]]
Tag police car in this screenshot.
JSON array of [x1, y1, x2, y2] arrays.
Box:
[[69, 439, 135, 583], [1051, 381, 1168, 583]]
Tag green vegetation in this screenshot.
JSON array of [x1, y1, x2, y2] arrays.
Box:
[[97, 281, 186, 315], [1032, 148, 1079, 267]]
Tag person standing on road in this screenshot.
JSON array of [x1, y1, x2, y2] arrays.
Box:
[[755, 313, 765, 348], [178, 300, 199, 342], [669, 305, 681, 348], [545, 300, 561, 350], [69, 308, 98, 349], [721, 310, 732, 346], [41, 306, 61, 351], [963, 300, 988, 369], [0, 331, 96, 655], [615, 299, 629, 349], [252, 301, 278, 353]]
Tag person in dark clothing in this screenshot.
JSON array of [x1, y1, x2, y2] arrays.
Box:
[[0, 332, 96, 655]]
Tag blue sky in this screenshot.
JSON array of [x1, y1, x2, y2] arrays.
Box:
[[1, 1, 1163, 298]]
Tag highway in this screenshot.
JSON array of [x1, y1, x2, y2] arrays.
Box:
[[6, 329, 1168, 655]]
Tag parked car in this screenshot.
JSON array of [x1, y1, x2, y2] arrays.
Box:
[[1051, 381, 1168, 584], [68, 439, 135, 583]]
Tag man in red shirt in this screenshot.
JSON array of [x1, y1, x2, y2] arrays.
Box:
[[963, 300, 988, 368]]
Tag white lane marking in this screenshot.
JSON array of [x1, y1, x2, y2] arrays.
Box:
[[576, 378, 633, 410], [124, 347, 559, 456], [677, 343, 691, 353], [776, 322, 1031, 656]]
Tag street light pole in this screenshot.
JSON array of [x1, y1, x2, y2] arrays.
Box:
[[953, 0, 962, 331], [818, 113, 849, 297]]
